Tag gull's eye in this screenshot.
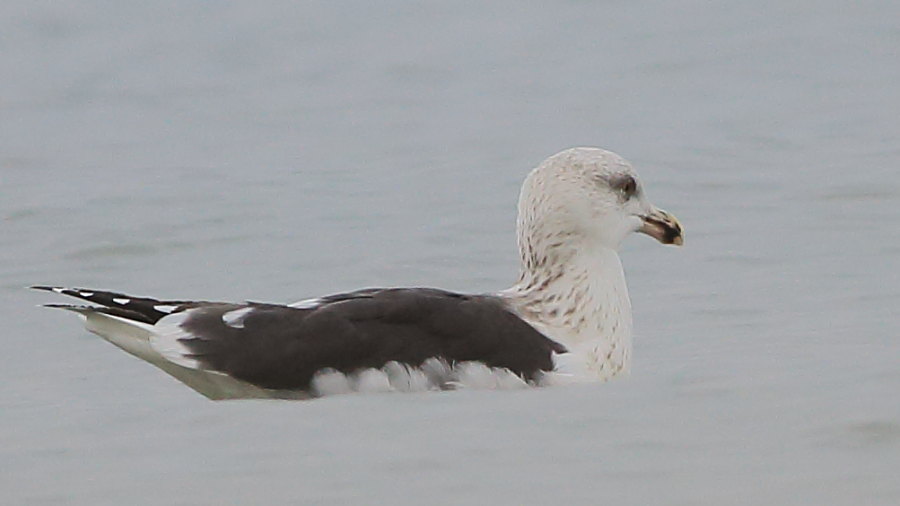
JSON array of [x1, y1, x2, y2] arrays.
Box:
[[611, 174, 638, 200]]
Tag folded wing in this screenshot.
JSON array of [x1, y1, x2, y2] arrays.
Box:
[[152, 288, 565, 391]]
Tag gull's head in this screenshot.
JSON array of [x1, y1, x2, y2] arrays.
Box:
[[518, 147, 683, 253]]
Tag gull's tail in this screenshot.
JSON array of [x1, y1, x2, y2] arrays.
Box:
[[32, 286, 275, 400]]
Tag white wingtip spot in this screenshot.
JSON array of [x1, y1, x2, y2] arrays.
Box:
[[288, 297, 322, 309], [222, 307, 254, 329], [52, 287, 66, 294], [154, 305, 179, 314], [113, 298, 130, 305], [78, 291, 94, 297]]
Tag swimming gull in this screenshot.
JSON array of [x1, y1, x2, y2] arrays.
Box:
[[34, 147, 683, 400]]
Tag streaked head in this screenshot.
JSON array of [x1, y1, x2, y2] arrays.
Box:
[[518, 147, 683, 252]]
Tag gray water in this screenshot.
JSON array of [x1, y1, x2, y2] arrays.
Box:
[[3, 1, 899, 504]]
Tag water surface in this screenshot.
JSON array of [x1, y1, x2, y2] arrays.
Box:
[[2, 1, 898, 504]]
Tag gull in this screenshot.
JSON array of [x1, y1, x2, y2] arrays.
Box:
[[34, 147, 683, 400]]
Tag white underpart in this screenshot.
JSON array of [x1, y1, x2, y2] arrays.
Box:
[[526, 247, 632, 382], [222, 307, 254, 328], [311, 360, 528, 397]]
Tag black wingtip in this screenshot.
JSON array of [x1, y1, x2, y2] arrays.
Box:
[[40, 303, 92, 312], [30, 285, 57, 292]]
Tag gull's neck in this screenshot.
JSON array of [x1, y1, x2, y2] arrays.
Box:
[[500, 239, 633, 381]]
